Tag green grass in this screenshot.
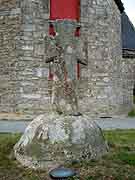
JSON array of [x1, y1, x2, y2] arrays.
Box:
[[134, 95, 135, 104], [128, 109, 135, 117], [0, 130, 135, 179], [128, 95, 135, 117]]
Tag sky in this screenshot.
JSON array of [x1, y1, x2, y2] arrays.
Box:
[[122, 0, 135, 26]]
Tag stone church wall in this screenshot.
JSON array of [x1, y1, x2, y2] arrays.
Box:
[[120, 58, 135, 113], [0, 0, 21, 113], [80, 0, 123, 116], [0, 0, 126, 117], [15, 0, 50, 115]]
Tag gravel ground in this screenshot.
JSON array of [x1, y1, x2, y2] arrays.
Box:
[[0, 117, 135, 133]]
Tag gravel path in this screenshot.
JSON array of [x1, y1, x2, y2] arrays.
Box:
[[95, 118, 135, 130], [0, 121, 29, 133], [0, 117, 135, 133]]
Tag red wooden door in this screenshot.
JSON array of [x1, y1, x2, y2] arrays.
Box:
[[50, 0, 80, 21]]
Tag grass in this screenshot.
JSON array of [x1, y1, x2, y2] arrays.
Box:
[[128, 95, 135, 117], [0, 130, 135, 179], [128, 109, 135, 117]]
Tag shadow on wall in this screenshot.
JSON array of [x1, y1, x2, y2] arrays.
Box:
[[128, 83, 135, 117], [133, 83, 135, 104]]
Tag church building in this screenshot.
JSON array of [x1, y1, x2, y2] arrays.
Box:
[[0, 0, 134, 118]]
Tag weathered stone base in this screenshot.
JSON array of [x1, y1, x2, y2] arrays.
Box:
[[14, 113, 108, 170]]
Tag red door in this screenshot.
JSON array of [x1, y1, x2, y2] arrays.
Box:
[[50, 0, 80, 21]]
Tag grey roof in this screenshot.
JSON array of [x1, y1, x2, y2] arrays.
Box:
[[122, 12, 135, 50], [114, 0, 124, 13]]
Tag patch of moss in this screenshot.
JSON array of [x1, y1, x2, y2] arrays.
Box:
[[133, 95, 135, 104], [117, 152, 135, 165], [104, 129, 135, 145], [128, 109, 135, 117]]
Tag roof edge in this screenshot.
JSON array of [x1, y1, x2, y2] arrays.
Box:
[[123, 48, 135, 51], [123, 49, 135, 59], [114, 0, 124, 13]]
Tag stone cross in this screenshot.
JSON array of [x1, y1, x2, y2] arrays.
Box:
[[45, 20, 86, 116]]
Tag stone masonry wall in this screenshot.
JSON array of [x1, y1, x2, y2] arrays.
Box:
[[80, 0, 123, 116], [15, 0, 50, 115], [120, 58, 135, 113], [0, 0, 126, 117], [0, 0, 21, 113], [15, 0, 88, 116]]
